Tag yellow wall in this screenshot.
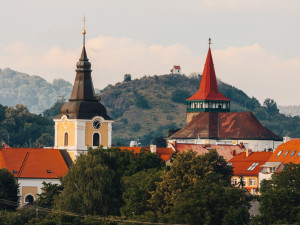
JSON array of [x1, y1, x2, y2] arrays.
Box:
[[57, 121, 75, 147], [22, 186, 38, 206], [85, 122, 108, 147], [231, 176, 259, 194]]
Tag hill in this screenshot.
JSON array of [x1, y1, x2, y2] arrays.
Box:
[[96, 74, 300, 146], [0, 68, 73, 113]]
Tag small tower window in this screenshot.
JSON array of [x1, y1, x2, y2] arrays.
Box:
[[64, 132, 68, 146], [93, 133, 100, 147]]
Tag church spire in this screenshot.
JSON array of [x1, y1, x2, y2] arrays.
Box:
[[186, 39, 230, 119], [69, 17, 94, 100]]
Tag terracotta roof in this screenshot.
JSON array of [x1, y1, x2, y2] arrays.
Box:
[[173, 65, 181, 69], [175, 143, 244, 161], [228, 152, 273, 176], [266, 140, 300, 170], [0, 148, 69, 179], [187, 47, 230, 102], [118, 147, 174, 162], [170, 111, 282, 141]]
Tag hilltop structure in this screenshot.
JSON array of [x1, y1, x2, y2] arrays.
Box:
[[169, 40, 282, 151], [54, 22, 113, 160], [170, 65, 181, 74]]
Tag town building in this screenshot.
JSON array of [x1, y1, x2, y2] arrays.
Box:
[[259, 140, 300, 186], [170, 65, 181, 74], [168, 41, 282, 151], [53, 26, 113, 161], [171, 142, 245, 161], [0, 147, 70, 206], [119, 145, 174, 165], [228, 150, 272, 195]]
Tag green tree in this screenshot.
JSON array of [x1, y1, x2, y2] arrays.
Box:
[[149, 150, 233, 219], [121, 168, 163, 217], [263, 98, 279, 114], [123, 74, 132, 82], [152, 136, 167, 147], [36, 182, 63, 208], [34, 133, 53, 147], [257, 163, 300, 224], [0, 169, 19, 210], [43, 99, 65, 119], [169, 181, 249, 225], [171, 90, 191, 104], [55, 147, 163, 216], [135, 94, 151, 109]]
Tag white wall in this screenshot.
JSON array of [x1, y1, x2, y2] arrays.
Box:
[[18, 178, 61, 206]]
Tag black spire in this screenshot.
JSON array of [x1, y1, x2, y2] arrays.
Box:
[[55, 19, 111, 120]]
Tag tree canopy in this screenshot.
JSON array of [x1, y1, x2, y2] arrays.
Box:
[[257, 163, 300, 224], [0, 169, 19, 211]]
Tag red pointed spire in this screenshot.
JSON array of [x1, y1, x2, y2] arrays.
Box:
[[187, 45, 230, 101]]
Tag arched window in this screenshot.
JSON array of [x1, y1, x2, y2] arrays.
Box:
[[64, 132, 68, 146], [25, 195, 34, 204], [93, 133, 100, 147]]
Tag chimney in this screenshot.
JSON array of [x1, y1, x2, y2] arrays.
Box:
[[150, 145, 157, 153], [246, 149, 252, 158]]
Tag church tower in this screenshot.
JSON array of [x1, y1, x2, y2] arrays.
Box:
[[54, 19, 113, 160], [186, 39, 230, 123]]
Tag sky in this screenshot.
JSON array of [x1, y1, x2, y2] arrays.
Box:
[[0, 0, 300, 105]]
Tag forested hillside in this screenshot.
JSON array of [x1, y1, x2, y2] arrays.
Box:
[[2, 71, 300, 147], [98, 74, 300, 146], [0, 68, 72, 113]]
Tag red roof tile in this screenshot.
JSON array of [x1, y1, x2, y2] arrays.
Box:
[[175, 143, 244, 161], [173, 65, 181, 69], [118, 147, 174, 162], [170, 111, 281, 141], [228, 152, 273, 176], [187, 47, 230, 102], [267, 140, 300, 170], [0, 148, 69, 179]]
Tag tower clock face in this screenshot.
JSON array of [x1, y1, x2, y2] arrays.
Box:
[[93, 120, 101, 129]]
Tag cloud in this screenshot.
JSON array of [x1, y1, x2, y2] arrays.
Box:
[[0, 36, 300, 105]]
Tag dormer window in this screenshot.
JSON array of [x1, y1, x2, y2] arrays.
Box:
[[290, 150, 296, 156], [277, 150, 283, 156], [283, 151, 290, 156], [46, 170, 51, 173]]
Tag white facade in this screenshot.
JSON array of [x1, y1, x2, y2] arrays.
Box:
[[17, 178, 61, 206], [170, 138, 282, 152]]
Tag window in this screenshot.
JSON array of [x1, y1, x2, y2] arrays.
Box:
[[251, 188, 256, 195], [277, 150, 283, 156], [25, 195, 34, 204], [290, 151, 296, 156], [280, 165, 286, 170], [249, 179, 256, 186], [93, 133, 100, 147], [247, 162, 259, 171], [297, 152, 300, 157], [232, 178, 238, 185], [64, 132, 68, 146], [283, 151, 290, 156], [227, 162, 233, 166]]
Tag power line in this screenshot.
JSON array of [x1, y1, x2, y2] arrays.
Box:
[[0, 199, 188, 225]]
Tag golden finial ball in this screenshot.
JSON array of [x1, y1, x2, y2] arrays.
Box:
[[82, 30, 86, 35]]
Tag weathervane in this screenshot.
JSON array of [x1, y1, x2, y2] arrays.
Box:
[[208, 38, 212, 47], [82, 16, 86, 46]]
